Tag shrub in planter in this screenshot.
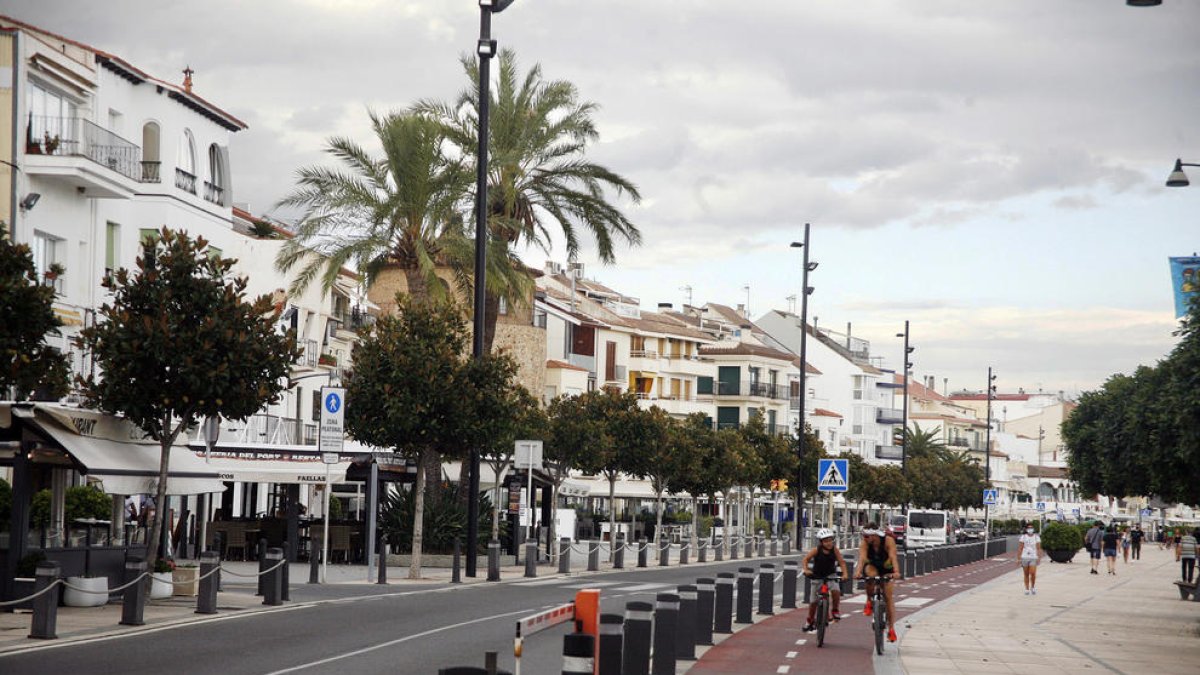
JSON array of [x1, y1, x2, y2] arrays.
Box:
[[1041, 522, 1083, 563], [16, 550, 46, 577]]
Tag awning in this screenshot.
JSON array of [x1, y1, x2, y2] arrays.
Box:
[[189, 452, 352, 484], [12, 403, 224, 496]]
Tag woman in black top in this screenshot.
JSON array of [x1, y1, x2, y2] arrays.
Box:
[[1102, 525, 1120, 575]]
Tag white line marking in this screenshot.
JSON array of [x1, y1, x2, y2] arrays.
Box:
[[613, 583, 672, 592], [511, 578, 572, 586], [896, 597, 933, 607], [795, 639, 807, 645], [560, 581, 623, 588], [786, 650, 798, 658], [776, 666, 791, 674]]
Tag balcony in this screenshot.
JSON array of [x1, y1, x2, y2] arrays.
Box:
[[191, 413, 318, 447], [568, 353, 595, 373], [141, 161, 161, 183], [876, 407, 904, 424], [712, 420, 791, 437], [876, 445, 904, 461], [203, 180, 224, 205], [948, 437, 985, 451], [23, 115, 143, 198], [604, 365, 627, 383], [716, 380, 789, 400], [175, 168, 197, 194], [297, 338, 319, 367]]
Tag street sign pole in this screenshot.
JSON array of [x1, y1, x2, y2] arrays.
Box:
[[318, 386, 346, 585], [322, 463, 330, 584]]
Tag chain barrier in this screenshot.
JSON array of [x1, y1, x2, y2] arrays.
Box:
[[0, 578, 64, 607], [60, 572, 150, 595], [219, 558, 287, 578]]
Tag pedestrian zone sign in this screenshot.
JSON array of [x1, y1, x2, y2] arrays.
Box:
[[1036, 501, 1046, 512], [1073, 508, 1080, 515], [817, 458, 849, 493], [982, 489, 998, 506], [1141, 508, 1152, 517], [319, 386, 346, 462]]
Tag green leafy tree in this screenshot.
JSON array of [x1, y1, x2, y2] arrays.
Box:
[[77, 229, 298, 569], [636, 407, 679, 545], [0, 222, 69, 400], [664, 414, 710, 552], [482, 386, 544, 542]]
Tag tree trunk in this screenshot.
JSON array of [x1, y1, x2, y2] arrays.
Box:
[[145, 413, 185, 572], [549, 483, 560, 564], [654, 490, 664, 550], [722, 490, 731, 557], [482, 290, 501, 354], [691, 496, 699, 553], [409, 448, 432, 579], [607, 473, 617, 562]]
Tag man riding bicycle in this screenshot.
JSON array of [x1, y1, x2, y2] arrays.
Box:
[[801, 528, 851, 632], [854, 522, 901, 643]]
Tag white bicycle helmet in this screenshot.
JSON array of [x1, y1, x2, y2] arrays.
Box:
[[816, 528, 835, 540]]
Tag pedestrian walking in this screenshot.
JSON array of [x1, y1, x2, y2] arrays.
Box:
[[1177, 528, 1198, 584], [1102, 525, 1119, 575], [1121, 527, 1131, 564], [1085, 521, 1104, 575], [1017, 523, 1042, 595], [1131, 526, 1143, 561]]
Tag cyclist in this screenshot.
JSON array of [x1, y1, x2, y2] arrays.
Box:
[[854, 523, 901, 643], [801, 527, 851, 632]]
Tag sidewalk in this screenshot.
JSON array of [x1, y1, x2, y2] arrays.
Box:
[[895, 543, 1200, 674]]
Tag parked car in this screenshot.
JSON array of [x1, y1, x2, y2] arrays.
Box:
[[906, 510, 951, 547], [886, 515, 907, 547], [958, 520, 987, 542]]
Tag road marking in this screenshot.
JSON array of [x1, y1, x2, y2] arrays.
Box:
[[511, 578, 572, 586], [613, 583, 672, 592], [776, 667, 791, 674], [560, 581, 623, 588], [794, 639, 807, 645], [785, 650, 798, 658], [262, 607, 535, 674], [896, 597, 932, 607]]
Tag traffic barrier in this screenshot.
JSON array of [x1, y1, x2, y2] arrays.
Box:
[[525, 542, 538, 578], [698, 539, 707, 563], [782, 560, 798, 608], [714, 573, 734, 634], [735, 567, 754, 624], [120, 558, 147, 625], [282, 541, 291, 600], [488, 540, 501, 582], [651, 592, 678, 675], [680, 541, 689, 565], [758, 537, 766, 557], [744, 536, 753, 559], [658, 537, 670, 567], [695, 578, 715, 646], [30, 561, 60, 639], [676, 584, 697, 661], [783, 537, 791, 555], [715, 538, 723, 561], [263, 547, 283, 606], [904, 551, 915, 579], [561, 631, 593, 675], [622, 601, 652, 675], [559, 538, 571, 574], [598, 614, 623, 675], [256, 538, 268, 596], [757, 564, 775, 615], [196, 552, 219, 615], [588, 541, 600, 572], [730, 536, 738, 560], [614, 533, 626, 569], [770, 538, 778, 556], [513, 589, 600, 675], [637, 539, 649, 568]]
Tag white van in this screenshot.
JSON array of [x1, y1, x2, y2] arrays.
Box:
[[906, 510, 950, 547]]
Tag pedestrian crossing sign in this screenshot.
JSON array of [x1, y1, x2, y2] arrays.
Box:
[[1036, 501, 1046, 512], [982, 489, 998, 506], [817, 458, 849, 493]]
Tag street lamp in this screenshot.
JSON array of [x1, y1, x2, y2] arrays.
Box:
[[1166, 158, 1199, 187], [895, 322, 913, 482], [468, 0, 518, 579], [790, 224, 816, 547], [984, 368, 997, 542], [1126, 0, 1162, 6]]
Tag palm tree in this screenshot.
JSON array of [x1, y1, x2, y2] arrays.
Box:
[[415, 50, 643, 350], [904, 422, 948, 461]]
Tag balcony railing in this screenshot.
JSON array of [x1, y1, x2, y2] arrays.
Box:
[[297, 338, 319, 367], [948, 438, 985, 451], [191, 413, 318, 446], [713, 420, 790, 437], [715, 380, 789, 399], [203, 180, 224, 205], [175, 168, 197, 194], [26, 114, 143, 181], [876, 445, 904, 461], [876, 407, 904, 424], [141, 161, 161, 183], [348, 307, 376, 331], [630, 349, 659, 359]]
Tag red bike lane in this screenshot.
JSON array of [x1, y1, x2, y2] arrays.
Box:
[[690, 554, 1017, 674]]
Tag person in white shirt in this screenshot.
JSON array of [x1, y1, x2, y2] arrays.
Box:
[[1018, 524, 1043, 595]]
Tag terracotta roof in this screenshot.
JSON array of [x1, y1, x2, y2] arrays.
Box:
[[705, 303, 752, 327], [895, 374, 951, 402], [546, 360, 589, 372], [699, 342, 795, 362], [1027, 465, 1069, 479], [813, 408, 843, 418], [909, 412, 988, 428], [791, 357, 821, 375]]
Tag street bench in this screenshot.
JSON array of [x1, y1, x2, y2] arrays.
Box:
[[1173, 579, 1199, 602]]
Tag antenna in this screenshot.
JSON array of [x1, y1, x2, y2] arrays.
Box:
[[679, 285, 693, 307], [786, 294, 797, 314]]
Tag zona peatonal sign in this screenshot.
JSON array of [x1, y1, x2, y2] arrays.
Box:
[[319, 386, 346, 464]]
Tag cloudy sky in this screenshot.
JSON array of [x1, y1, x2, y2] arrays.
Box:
[[10, 1, 1199, 396]]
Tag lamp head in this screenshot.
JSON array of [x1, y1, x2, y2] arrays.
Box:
[[481, 0, 517, 11], [1126, 0, 1163, 6], [1166, 158, 1190, 188], [807, 261, 819, 271], [790, 242, 804, 248], [19, 193, 40, 211]]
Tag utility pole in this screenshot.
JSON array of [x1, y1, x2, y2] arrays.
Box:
[[790, 224, 817, 548]]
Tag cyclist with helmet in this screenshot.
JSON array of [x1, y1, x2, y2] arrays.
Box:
[[801, 528, 850, 632], [854, 522, 901, 643]]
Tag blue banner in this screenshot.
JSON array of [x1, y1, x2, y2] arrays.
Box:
[[1170, 256, 1200, 318]]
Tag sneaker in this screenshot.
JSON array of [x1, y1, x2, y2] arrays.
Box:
[[888, 628, 897, 642], [802, 622, 815, 633], [1024, 589, 1031, 595], [864, 600, 873, 616], [1091, 570, 1099, 575], [1031, 588, 1037, 595], [831, 611, 842, 621]]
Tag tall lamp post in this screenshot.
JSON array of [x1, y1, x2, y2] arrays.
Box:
[[1166, 158, 1200, 187], [790, 224, 817, 548], [468, 0, 517, 578], [895, 321, 913, 481], [984, 368, 996, 543]]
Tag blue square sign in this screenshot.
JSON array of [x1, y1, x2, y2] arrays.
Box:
[[982, 489, 998, 506], [817, 458, 849, 493]]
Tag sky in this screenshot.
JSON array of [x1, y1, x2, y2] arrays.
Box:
[[8, 0, 1199, 397]]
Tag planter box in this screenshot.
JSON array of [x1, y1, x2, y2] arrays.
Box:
[[150, 572, 173, 599], [172, 567, 199, 596], [64, 576, 109, 607], [1046, 548, 1078, 564]]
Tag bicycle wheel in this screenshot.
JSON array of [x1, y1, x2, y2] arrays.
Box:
[[874, 598, 886, 655], [815, 596, 827, 647]]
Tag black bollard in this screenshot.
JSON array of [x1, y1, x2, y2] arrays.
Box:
[[281, 541, 291, 601], [561, 631, 594, 675], [588, 540, 600, 572], [782, 560, 798, 609], [196, 551, 219, 615], [487, 540, 501, 582], [770, 537, 778, 556], [784, 536, 792, 555], [714, 572, 734, 634], [715, 537, 723, 561], [308, 545, 320, 584], [730, 536, 739, 560], [680, 541, 689, 565], [120, 558, 147, 626], [29, 561, 60, 640], [622, 601, 653, 675], [559, 538, 571, 574], [676, 584, 697, 661], [758, 537, 766, 557], [379, 534, 389, 585], [256, 538, 268, 596], [804, 573, 813, 604], [735, 567, 754, 624], [745, 536, 753, 559], [263, 547, 283, 606], [905, 550, 916, 579], [658, 536, 669, 567], [524, 541, 538, 578], [757, 564, 775, 615], [451, 539, 462, 584], [614, 533, 626, 570], [698, 539, 707, 563], [637, 538, 648, 568], [598, 613, 623, 675], [651, 593, 678, 675], [695, 578, 715, 646]]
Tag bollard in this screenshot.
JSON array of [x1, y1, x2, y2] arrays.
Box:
[[783, 536, 791, 555], [256, 538, 268, 596], [782, 560, 798, 608], [598, 613, 623, 675], [263, 547, 283, 606], [715, 538, 724, 561], [735, 567, 754, 624], [770, 538, 778, 556], [730, 536, 739, 560], [758, 564, 775, 615], [562, 631, 594, 675], [658, 537, 670, 567], [29, 561, 60, 640], [905, 550, 916, 579], [614, 533, 626, 570], [744, 536, 753, 559], [758, 537, 766, 557], [651, 592, 679, 675], [622, 601, 653, 675], [714, 573, 734, 634], [698, 540, 707, 563], [451, 538, 462, 584], [676, 584, 697, 661], [680, 541, 689, 565], [379, 535, 389, 585], [195, 551, 219, 615], [695, 578, 715, 646], [120, 558, 147, 626], [488, 540, 501, 582], [588, 540, 600, 572], [637, 538, 648, 568], [281, 541, 291, 601], [559, 538, 571, 574], [524, 541, 538, 578], [804, 572, 813, 604], [309, 545, 320, 584], [919, 548, 928, 576]]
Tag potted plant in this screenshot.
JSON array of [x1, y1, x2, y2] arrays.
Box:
[[318, 353, 338, 367], [172, 562, 200, 596], [43, 132, 61, 155], [150, 558, 175, 599], [64, 574, 109, 607], [1041, 522, 1084, 563], [11, 551, 47, 610]]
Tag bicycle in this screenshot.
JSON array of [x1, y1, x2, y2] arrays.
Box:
[[806, 574, 842, 647], [861, 575, 893, 655]]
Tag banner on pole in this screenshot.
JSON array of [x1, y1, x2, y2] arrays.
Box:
[[1169, 256, 1200, 317]]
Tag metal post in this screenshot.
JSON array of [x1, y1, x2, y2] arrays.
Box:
[[676, 585, 697, 661], [730, 535, 738, 560], [561, 631, 594, 675], [588, 541, 599, 572], [770, 537, 778, 556], [622, 601, 653, 675], [695, 578, 715, 646], [367, 460, 378, 583], [487, 540, 501, 582], [524, 541, 537, 578], [559, 538, 571, 574], [715, 535, 724, 561], [758, 537, 766, 557], [792, 223, 814, 550], [900, 320, 911, 508], [783, 536, 791, 555], [985, 367, 995, 550], [714, 573, 734, 634], [614, 533, 625, 569], [735, 567, 754, 624], [29, 562, 59, 639], [256, 538, 268, 596], [196, 551, 218, 615], [120, 558, 147, 626], [598, 614, 623, 675], [651, 592, 678, 675], [452, 538, 462, 584], [698, 538, 707, 563], [637, 538, 648, 568], [680, 540, 689, 565], [308, 544, 320, 584], [281, 540, 291, 601], [905, 550, 916, 579], [782, 560, 798, 608], [263, 547, 283, 606], [757, 564, 775, 615], [658, 535, 669, 567]]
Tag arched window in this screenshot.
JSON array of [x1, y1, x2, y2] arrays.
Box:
[[141, 121, 160, 182], [206, 144, 225, 205], [175, 129, 196, 193]]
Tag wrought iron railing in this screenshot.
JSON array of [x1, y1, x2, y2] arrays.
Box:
[[141, 160, 161, 183], [203, 180, 224, 204], [26, 114, 143, 181], [877, 407, 904, 423], [191, 413, 318, 446], [715, 380, 789, 399], [175, 168, 197, 194]]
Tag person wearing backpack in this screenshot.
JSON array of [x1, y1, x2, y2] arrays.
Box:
[[1084, 521, 1104, 575], [1177, 528, 1198, 584]]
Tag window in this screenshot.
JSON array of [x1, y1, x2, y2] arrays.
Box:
[[178, 129, 196, 175], [28, 82, 77, 153], [139, 228, 159, 245], [32, 232, 62, 291], [207, 246, 222, 260], [498, 297, 508, 315], [105, 223, 120, 278]]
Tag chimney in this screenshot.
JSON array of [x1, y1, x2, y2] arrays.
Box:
[[846, 322, 852, 350], [736, 303, 746, 318], [182, 65, 194, 93], [657, 302, 672, 311]]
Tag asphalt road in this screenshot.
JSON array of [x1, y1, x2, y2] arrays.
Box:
[[0, 558, 782, 675]]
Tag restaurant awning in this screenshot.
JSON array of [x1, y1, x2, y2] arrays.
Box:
[[189, 452, 352, 484]]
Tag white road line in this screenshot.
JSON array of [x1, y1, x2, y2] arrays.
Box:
[[560, 581, 623, 588], [613, 583, 672, 592], [511, 578, 571, 586], [794, 639, 807, 645], [896, 597, 932, 607], [785, 650, 798, 658], [776, 666, 791, 674]]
